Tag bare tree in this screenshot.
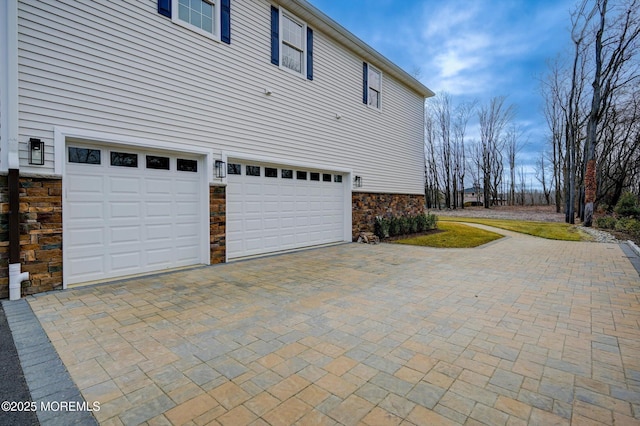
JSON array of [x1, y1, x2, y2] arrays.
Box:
[[535, 151, 553, 205], [478, 97, 515, 208], [452, 100, 476, 209], [424, 110, 440, 209], [582, 0, 640, 226]]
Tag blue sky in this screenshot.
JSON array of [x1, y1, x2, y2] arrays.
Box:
[[309, 0, 577, 179]]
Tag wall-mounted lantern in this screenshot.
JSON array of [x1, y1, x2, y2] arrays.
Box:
[[29, 138, 44, 165], [215, 160, 227, 179], [353, 175, 362, 188]]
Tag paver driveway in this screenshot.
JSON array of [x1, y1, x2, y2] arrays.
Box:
[[27, 228, 640, 425]]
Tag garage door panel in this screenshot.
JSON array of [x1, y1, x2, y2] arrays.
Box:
[[66, 228, 104, 248], [65, 146, 205, 285], [110, 226, 141, 244], [67, 255, 104, 277], [110, 202, 140, 219], [109, 176, 141, 194], [66, 174, 103, 196], [176, 201, 199, 217], [176, 223, 199, 237], [66, 201, 104, 221], [145, 178, 173, 194], [110, 251, 142, 271]]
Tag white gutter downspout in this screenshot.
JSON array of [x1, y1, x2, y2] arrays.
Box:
[[2, 0, 29, 300]]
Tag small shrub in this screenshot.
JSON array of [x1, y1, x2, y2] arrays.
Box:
[[389, 217, 401, 237], [616, 217, 640, 237], [400, 217, 412, 235], [374, 216, 390, 239], [416, 214, 427, 232], [595, 216, 616, 230], [614, 192, 640, 219], [408, 216, 418, 234], [425, 213, 438, 230]]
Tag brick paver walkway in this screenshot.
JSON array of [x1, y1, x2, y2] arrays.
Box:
[[26, 228, 640, 425]]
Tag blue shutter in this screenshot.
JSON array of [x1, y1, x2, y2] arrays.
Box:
[[306, 27, 313, 80], [271, 7, 279, 65], [221, 0, 231, 44], [158, 0, 171, 18], [362, 62, 368, 104]]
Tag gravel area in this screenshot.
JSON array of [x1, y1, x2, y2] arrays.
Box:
[[434, 206, 566, 222], [434, 206, 621, 243]]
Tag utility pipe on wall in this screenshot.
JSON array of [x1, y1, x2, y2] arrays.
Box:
[[2, 0, 29, 300]]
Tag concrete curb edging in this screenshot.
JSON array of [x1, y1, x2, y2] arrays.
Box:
[[627, 240, 640, 257], [1, 299, 98, 426]]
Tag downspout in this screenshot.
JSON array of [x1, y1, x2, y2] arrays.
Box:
[[2, 0, 29, 300]]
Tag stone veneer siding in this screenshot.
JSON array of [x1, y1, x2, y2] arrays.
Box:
[[352, 192, 426, 239], [0, 176, 63, 298], [210, 186, 226, 264]]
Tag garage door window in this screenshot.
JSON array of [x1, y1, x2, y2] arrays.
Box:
[[334, 175, 342, 183], [111, 152, 138, 167], [228, 163, 241, 175], [265, 167, 278, 178], [323, 173, 331, 182], [310, 172, 320, 181], [146, 155, 170, 170], [177, 159, 198, 172], [246, 166, 261, 176], [297, 171, 307, 180], [69, 147, 101, 164], [282, 169, 293, 179]]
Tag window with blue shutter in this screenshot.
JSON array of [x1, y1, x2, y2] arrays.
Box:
[[362, 62, 368, 104], [306, 28, 313, 80], [271, 6, 279, 65], [158, 0, 171, 18], [221, 0, 230, 44], [272, 7, 313, 80]]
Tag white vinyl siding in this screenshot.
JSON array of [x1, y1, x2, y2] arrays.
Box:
[[16, 0, 425, 194]]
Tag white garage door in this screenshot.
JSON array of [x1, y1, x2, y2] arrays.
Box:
[[64, 144, 207, 285], [227, 162, 347, 259]]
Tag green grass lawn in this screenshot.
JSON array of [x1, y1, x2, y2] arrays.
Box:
[[439, 216, 585, 241], [393, 222, 504, 248]]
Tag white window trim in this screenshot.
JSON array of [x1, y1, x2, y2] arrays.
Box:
[[172, 0, 221, 41], [367, 63, 383, 110], [279, 8, 307, 79]]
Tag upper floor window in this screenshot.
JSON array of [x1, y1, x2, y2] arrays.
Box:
[[363, 63, 382, 109], [158, 0, 230, 44], [281, 14, 305, 74], [181, 0, 214, 32], [174, 0, 219, 39], [271, 7, 313, 80]]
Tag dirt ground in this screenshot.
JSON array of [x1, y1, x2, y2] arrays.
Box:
[[433, 205, 640, 245], [431, 205, 566, 222]]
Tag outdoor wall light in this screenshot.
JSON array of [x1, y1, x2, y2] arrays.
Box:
[[335, 113, 342, 120], [264, 88, 273, 96], [29, 138, 44, 165], [215, 160, 227, 179], [354, 175, 362, 188]]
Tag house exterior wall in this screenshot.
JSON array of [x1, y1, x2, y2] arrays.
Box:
[[1, 0, 430, 295], [352, 192, 426, 237], [14, 0, 426, 195]]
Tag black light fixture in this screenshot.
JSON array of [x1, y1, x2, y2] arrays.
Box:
[[215, 160, 227, 179], [354, 175, 362, 188], [29, 138, 44, 165]]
